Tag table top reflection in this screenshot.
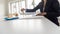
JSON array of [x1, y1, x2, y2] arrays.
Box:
[[0, 16, 60, 34]]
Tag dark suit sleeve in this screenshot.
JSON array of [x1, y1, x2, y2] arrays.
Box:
[[52, 0, 59, 12], [26, 2, 42, 12], [46, 0, 59, 17]]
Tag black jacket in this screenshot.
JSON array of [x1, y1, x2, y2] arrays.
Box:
[[26, 0, 59, 17]]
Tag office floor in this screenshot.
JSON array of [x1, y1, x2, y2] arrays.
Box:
[[0, 16, 60, 34]]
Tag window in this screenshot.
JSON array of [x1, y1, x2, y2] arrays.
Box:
[[8, 0, 41, 17]]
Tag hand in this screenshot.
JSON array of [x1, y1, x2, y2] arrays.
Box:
[[36, 13, 42, 16], [21, 8, 25, 12], [21, 8, 26, 14], [41, 12, 47, 15], [36, 12, 47, 16]]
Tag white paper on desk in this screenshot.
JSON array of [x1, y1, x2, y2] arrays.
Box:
[[19, 12, 35, 18], [19, 12, 43, 19]]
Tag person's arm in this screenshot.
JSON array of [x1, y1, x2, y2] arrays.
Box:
[[46, 0, 59, 17], [26, 2, 42, 12]]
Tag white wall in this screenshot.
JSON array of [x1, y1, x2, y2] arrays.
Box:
[[0, 0, 5, 18], [0, 0, 8, 18]]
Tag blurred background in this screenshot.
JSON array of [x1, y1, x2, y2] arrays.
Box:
[[0, 0, 60, 34]]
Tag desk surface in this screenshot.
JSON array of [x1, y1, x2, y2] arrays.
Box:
[[0, 16, 60, 34]]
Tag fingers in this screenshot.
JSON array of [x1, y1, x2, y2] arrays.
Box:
[[36, 12, 47, 16], [21, 8, 25, 11], [36, 13, 42, 16]]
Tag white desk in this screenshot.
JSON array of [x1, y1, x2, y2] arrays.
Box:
[[0, 16, 60, 34]]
